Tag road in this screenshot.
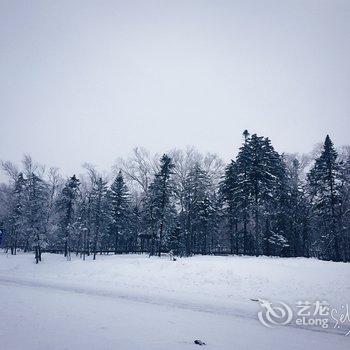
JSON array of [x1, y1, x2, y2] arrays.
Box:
[[0, 280, 348, 350]]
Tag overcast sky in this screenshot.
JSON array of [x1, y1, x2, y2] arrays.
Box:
[[1, 0, 349, 177]]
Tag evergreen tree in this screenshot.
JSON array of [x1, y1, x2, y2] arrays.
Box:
[[183, 163, 212, 255], [234, 133, 287, 255], [285, 159, 310, 257], [129, 204, 141, 253], [8, 173, 26, 255], [58, 175, 80, 259], [91, 177, 109, 260], [340, 154, 350, 261], [220, 161, 239, 254], [26, 172, 49, 263], [110, 171, 130, 254], [147, 154, 175, 256], [168, 221, 182, 256], [307, 135, 343, 261]]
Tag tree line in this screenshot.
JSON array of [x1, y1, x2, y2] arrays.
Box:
[[0, 131, 349, 263]]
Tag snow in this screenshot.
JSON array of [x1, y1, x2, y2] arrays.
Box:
[[0, 253, 349, 349]]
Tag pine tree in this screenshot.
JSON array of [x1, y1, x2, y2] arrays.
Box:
[[26, 172, 49, 263], [147, 154, 175, 256], [284, 159, 310, 257], [168, 221, 182, 256], [307, 135, 343, 261], [58, 175, 80, 259], [183, 163, 212, 255], [229, 133, 287, 256], [220, 161, 239, 254], [91, 177, 109, 260], [8, 173, 26, 255], [129, 204, 141, 253], [340, 154, 350, 261], [110, 171, 130, 254]]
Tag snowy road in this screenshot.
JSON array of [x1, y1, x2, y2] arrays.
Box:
[[0, 253, 349, 349], [0, 279, 349, 350]]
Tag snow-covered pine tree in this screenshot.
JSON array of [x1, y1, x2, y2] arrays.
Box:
[[307, 135, 343, 261], [146, 154, 175, 257], [91, 177, 109, 260], [168, 221, 182, 257], [284, 158, 310, 257], [183, 163, 214, 254], [57, 175, 80, 259], [231, 133, 288, 256], [220, 160, 240, 254], [26, 172, 49, 263], [7, 173, 26, 255], [110, 171, 130, 254], [129, 204, 141, 253], [340, 153, 350, 261]]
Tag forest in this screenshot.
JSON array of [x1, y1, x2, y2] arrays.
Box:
[[1, 131, 349, 263]]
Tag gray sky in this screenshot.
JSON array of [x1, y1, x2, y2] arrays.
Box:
[[1, 0, 349, 177]]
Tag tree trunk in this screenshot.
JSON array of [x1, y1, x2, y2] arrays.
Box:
[[114, 228, 119, 254]]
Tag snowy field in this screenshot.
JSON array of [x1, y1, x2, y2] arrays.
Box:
[[0, 253, 349, 349]]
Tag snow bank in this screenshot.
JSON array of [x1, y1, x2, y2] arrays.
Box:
[[0, 253, 348, 313]]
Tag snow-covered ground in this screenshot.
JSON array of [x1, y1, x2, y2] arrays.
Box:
[[0, 253, 349, 349]]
